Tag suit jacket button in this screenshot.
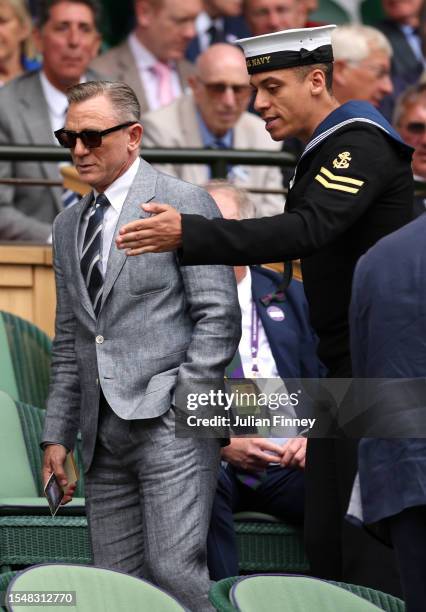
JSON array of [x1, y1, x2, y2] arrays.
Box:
[[96, 335, 104, 344]]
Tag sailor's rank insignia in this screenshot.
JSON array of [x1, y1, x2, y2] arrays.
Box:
[[332, 152, 352, 169], [314, 166, 364, 194]]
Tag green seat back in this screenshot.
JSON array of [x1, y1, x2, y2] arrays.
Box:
[[0, 391, 37, 497], [7, 564, 186, 612], [230, 575, 383, 612], [0, 311, 51, 409], [0, 317, 18, 402]]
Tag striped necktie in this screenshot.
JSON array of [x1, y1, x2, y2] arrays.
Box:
[[62, 188, 80, 208], [80, 193, 110, 316]]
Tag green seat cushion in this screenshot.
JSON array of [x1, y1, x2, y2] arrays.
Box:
[[230, 575, 383, 612], [7, 564, 185, 611]]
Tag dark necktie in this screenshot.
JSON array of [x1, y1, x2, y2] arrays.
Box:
[[208, 24, 225, 45], [80, 193, 110, 316], [211, 137, 231, 177]]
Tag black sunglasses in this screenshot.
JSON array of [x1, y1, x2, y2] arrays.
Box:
[[54, 121, 137, 149]]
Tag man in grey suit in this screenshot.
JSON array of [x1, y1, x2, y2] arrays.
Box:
[[41, 80, 240, 611], [0, 0, 102, 241], [91, 0, 199, 113]]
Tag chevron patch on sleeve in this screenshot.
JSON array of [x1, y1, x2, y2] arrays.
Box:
[[314, 166, 365, 194]]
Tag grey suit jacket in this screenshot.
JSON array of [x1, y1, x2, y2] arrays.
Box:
[[42, 159, 241, 471], [90, 38, 194, 113], [141, 94, 285, 217], [0, 69, 102, 242]]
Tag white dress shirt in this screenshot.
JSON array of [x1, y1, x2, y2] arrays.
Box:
[[79, 157, 140, 276], [237, 268, 279, 379], [40, 71, 69, 133], [237, 268, 291, 447], [128, 33, 182, 111]]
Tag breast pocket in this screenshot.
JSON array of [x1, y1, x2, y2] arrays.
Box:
[[126, 252, 178, 297]]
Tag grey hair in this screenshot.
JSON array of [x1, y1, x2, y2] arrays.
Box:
[[204, 180, 256, 219], [332, 24, 392, 63], [66, 81, 141, 122], [393, 83, 426, 126]]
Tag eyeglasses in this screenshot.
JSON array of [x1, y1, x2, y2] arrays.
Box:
[[349, 62, 391, 80], [197, 78, 252, 98], [54, 121, 137, 149], [403, 122, 426, 136]]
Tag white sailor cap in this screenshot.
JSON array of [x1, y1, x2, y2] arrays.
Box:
[[236, 25, 336, 75]]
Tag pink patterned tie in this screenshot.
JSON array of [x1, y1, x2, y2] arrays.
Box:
[[151, 61, 174, 108]]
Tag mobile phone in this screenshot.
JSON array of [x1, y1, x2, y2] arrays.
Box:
[[44, 472, 64, 516]]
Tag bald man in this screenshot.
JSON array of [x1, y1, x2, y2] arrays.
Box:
[[141, 43, 285, 217]]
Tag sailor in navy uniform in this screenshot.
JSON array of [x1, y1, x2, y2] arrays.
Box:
[[116, 25, 414, 593]]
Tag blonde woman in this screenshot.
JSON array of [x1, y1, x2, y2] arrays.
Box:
[[0, 0, 38, 85]]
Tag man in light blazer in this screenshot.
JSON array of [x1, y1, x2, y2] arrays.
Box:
[[41, 81, 241, 611], [142, 43, 285, 217], [0, 0, 102, 241], [91, 0, 198, 113]]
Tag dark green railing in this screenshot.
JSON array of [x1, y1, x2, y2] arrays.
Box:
[[0, 145, 297, 181], [0, 145, 425, 195]]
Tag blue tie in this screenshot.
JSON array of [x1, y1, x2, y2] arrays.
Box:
[[80, 193, 110, 316]]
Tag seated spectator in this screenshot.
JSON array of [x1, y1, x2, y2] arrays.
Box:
[[206, 181, 325, 580], [186, 0, 250, 62], [332, 25, 393, 108], [243, 0, 305, 36], [0, 0, 39, 86], [91, 0, 199, 112], [0, 0, 102, 242], [376, 0, 425, 121], [141, 43, 285, 217], [394, 83, 426, 217]]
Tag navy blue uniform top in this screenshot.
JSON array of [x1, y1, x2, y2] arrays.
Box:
[[180, 102, 414, 375]]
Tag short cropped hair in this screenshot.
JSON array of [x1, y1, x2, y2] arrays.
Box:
[[393, 83, 426, 126], [204, 180, 256, 219], [36, 0, 102, 31], [332, 24, 392, 63], [295, 62, 334, 94], [67, 81, 141, 122]]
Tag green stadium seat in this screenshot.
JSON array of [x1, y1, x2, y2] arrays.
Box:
[[6, 564, 186, 611]]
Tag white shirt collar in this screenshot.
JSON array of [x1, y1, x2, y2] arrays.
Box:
[[40, 71, 69, 123], [94, 157, 141, 213], [128, 33, 175, 71], [196, 11, 223, 34]]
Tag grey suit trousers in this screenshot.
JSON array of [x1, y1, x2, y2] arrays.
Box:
[[85, 398, 220, 611]]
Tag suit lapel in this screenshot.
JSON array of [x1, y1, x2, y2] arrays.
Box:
[[19, 73, 63, 212], [70, 192, 96, 319], [100, 159, 157, 313], [117, 42, 149, 112]]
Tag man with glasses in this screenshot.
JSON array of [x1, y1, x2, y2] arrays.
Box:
[[42, 80, 240, 611], [332, 24, 393, 109], [0, 0, 102, 241], [394, 83, 426, 217], [142, 43, 285, 217]]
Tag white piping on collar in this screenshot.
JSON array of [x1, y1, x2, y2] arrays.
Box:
[[289, 117, 392, 190]]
